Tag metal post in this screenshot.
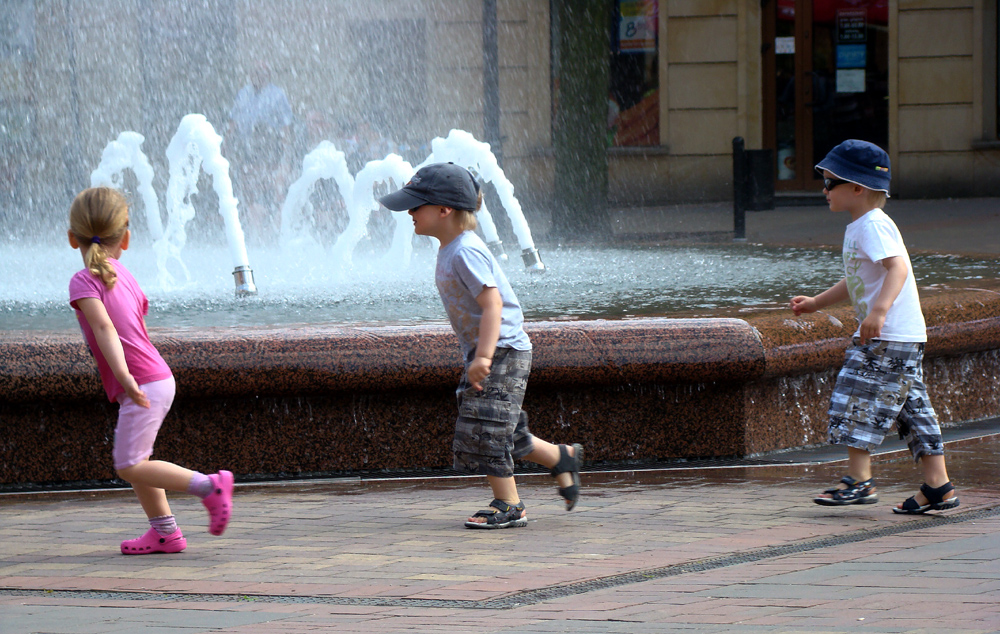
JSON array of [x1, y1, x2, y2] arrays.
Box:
[[732, 136, 746, 241], [482, 0, 502, 167]]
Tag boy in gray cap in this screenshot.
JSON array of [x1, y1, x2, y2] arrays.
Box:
[[790, 140, 959, 514], [380, 162, 583, 528]]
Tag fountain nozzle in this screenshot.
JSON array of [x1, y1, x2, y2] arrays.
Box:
[[233, 265, 257, 296], [487, 240, 508, 263], [521, 248, 546, 274]]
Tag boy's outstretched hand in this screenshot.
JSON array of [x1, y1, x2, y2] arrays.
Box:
[[468, 356, 492, 391], [789, 295, 817, 316]]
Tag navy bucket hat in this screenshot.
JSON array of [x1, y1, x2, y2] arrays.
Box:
[[815, 139, 891, 194], [379, 162, 481, 212]]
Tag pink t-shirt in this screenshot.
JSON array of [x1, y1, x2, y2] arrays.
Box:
[[69, 258, 172, 402]]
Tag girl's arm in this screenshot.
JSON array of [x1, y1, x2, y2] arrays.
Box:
[[790, 278, 849, 315], [75, 297, 150, 408], [859, 256, 908, 343], [468, 286, 502, 390]]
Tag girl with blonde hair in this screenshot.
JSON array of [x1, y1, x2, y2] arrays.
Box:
[[68, 187, 234, 554]]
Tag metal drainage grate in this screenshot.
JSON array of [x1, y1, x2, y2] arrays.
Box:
[[3, 504, 998, 610]]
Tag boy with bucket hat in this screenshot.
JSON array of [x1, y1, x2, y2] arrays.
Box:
[[379, 162, 583, 529], [790, 140, 959, 514]]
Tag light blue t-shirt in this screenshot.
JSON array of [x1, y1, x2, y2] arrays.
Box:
[[435, 231, 531, 362]]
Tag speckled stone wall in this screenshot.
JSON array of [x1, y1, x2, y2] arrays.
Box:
[[2, 283, 998, 487]]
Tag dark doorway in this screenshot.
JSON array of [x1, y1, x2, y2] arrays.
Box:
[[763, 0, 889, 191]]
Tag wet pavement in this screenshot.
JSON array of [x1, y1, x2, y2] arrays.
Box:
[[611, 196, 1000, 256], [2, 427, 998, 634]]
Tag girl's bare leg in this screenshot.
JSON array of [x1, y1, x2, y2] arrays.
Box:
[[117, 459, 195, 519], [130, 482, 171, 519]]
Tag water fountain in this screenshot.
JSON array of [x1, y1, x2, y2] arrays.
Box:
[[85, 119, 545, 301]]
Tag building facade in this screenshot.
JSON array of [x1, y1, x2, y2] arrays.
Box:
[[1, 0, 997, 238]]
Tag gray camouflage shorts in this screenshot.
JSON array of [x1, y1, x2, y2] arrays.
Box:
[[828, 339, 943, 462], [453, 347, 535, 478]]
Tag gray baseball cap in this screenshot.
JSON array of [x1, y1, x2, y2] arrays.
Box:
[[379, 162, 480, 212]]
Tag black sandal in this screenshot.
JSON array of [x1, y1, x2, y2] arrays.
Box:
[[550, 443, 584, 511], [893, 482, 960, 514], [464, 499, 527, 529], [814, 476, 878, 506]]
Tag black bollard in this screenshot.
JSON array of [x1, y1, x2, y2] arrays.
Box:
[[733, 138, 775, 241], [733, 137, 747, 241]]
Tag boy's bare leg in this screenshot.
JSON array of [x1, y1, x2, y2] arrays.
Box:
[[465, 440, 580, 523], [487, 475, 519, 505], [522, 438, 575, 489], [896, 454, 956, 509], [816, 447, 872, 500], [846, 446, 873, 482], [466, 475, 521, 525]]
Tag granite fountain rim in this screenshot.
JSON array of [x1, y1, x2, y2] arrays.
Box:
[[1, 282, 999, 405]]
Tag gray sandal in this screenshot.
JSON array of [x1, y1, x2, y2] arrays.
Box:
[[893, 482, 960, 514], [814, 476, 878, 506], [465, 499, 527, 529], [550, 443, 584, 511]]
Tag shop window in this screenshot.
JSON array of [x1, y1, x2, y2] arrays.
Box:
[[609, 0, 659, 146]]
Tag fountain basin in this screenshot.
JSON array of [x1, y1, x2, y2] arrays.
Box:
[[2, 283, 998, 489]]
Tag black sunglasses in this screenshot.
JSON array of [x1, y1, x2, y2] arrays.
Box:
[[823, 177, 852, 191]]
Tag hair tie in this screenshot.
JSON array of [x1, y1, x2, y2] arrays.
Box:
[[91, 236, 101, 245]]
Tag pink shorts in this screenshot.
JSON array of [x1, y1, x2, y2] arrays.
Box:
[[113, 376, 176, 471]]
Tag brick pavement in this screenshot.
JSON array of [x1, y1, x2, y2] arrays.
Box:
[[2, 434, 999, 633]]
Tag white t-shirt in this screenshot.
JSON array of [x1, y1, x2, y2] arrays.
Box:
[[842, 208, 926, 342]]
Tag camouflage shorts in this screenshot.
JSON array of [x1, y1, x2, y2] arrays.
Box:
[[828, 339, 943, 462], [453, 348, 535, 478]]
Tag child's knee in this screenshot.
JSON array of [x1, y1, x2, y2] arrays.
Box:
[[115, 460, 146, 483], [116, 465, 136, 483]]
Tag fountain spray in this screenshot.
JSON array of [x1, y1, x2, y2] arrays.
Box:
[[165, 114, 256, 296], [423, 129, 545, 273]]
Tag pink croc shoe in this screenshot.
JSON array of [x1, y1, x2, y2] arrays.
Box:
[[202, 470, 234, 536], [120, 527, 187, 555]]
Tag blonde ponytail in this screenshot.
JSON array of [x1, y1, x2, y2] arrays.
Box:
[[83, 240, 117, 289], [69, 188, 130, 290]]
